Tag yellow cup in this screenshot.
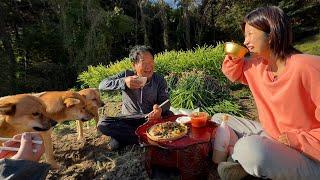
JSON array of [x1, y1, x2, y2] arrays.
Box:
[[224, 42, 249, 58]]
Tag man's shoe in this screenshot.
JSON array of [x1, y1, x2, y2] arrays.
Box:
[[217, 161, 249, 180], [107, 138, 120, 150]]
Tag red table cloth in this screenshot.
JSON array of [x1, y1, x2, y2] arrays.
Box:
[[136, 115, 218, 179]]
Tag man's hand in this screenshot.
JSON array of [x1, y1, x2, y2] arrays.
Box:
[[0, 132, 45, 162], [124, 76, 143, 89], [148, 104, 162, 120], [277, 133, 290, 146]]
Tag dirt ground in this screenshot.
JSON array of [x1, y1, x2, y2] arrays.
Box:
[[45, 128, 149, 180], [45, 94, 257, 180], [45, 101, 151, 180], [45, 126, 220, 180]]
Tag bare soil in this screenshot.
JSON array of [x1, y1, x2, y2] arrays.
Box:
[[46, 128, 149, 180]]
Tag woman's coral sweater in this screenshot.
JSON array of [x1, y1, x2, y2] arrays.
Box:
[[222, 54, 320, 162]]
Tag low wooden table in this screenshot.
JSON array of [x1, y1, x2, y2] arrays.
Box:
[[136, 115, 218, 179]]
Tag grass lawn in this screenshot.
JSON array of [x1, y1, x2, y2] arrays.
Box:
[[294, 33, 320, 56]]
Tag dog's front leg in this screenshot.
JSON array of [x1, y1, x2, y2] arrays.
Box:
[[77, 120, 84, 140], [94, 113, 102, 136], [41, 129, 59, 169]]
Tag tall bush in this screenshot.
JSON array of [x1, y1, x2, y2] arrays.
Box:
[[167, 70, 242, 116], [156, 44, 227, 84], [78, 58, 131, 88], [78, 44, 227, 88]]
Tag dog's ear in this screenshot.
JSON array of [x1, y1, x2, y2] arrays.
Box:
[[64, 98, 81, 108], [32, 92, 46, 97], [0, 102, 16, 115]]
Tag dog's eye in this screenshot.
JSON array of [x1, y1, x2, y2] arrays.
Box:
[[32, 112, 40, 116]]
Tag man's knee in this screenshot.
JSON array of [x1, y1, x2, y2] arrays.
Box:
[[97, 120, 114, 135]]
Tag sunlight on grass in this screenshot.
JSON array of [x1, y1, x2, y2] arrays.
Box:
[[294, 33, 320, 56], [53, 119, 97, 134]]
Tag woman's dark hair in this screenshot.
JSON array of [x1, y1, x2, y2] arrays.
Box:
[[241, 6, 300, 60], [129, 45, 154, 64]]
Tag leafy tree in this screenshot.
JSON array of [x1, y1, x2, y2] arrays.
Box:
[[1, 0, 319, 96], [279, 0, 320, 40]]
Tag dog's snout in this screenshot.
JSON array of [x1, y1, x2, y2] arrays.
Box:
[[50, 119, 58, 127]]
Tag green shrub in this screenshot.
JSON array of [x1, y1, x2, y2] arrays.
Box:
[[169, 70, 217, 109], [205, 100, 243, 117], [78, 44, 227, 88], [78, 58, 131, 88], [156, 44, 228, 84], [168, 70, 242, 116]]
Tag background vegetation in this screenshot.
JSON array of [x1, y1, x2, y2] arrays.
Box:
[[79, 45, 246, 116], [1, 0, 319, 97]]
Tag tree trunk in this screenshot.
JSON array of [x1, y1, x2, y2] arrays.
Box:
[[195, 0, 214, 44], [0, 3, 16, 94], [181, 1, 191, 49], [135, 3, 139, 44], [138, 0, 149, 46], [159, 0, 169, 49]]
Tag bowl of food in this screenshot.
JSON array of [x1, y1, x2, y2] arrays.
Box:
[[176, 116, 191, 124], [136, 76, 148, 87], [190, 112, 208, 128], [224, 42, 249, 58]]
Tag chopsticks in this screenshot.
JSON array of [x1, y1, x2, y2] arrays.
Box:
[[144, 99, 170, 118], [0, 146, 37, 153], [0, 137, 43, 145], [0, 137, 42, 153]]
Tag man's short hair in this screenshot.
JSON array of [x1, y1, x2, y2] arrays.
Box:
[[129, 45, 154, 64]]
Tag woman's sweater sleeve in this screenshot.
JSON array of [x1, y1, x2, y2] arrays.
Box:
[[221, 55, 248, 85]]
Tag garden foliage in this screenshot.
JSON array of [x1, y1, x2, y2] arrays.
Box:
[[78, 44, 243, 116]]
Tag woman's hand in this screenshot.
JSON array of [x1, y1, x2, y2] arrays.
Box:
[[226, 54, 236, 60], [0, 132, 45, 162], [277, 133, 290, 146], [226, 54, 244, 61]]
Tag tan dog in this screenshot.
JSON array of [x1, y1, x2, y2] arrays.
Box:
[[76, 88, 104, 140], [35, 91, 94, 168], [0, 94, 57, 142]]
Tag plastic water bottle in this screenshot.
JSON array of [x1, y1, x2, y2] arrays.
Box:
[[212, 114, 238, 163]]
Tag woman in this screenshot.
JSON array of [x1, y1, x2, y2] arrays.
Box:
[[213, 6, 320, 180]]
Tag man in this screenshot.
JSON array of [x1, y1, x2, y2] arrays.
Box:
[[98, 45, 172, 149]]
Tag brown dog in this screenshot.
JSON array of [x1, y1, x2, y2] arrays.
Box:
[[76, 88, 104, 140], [34, 91, 94, 168], [0, 94, 56, 142]]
